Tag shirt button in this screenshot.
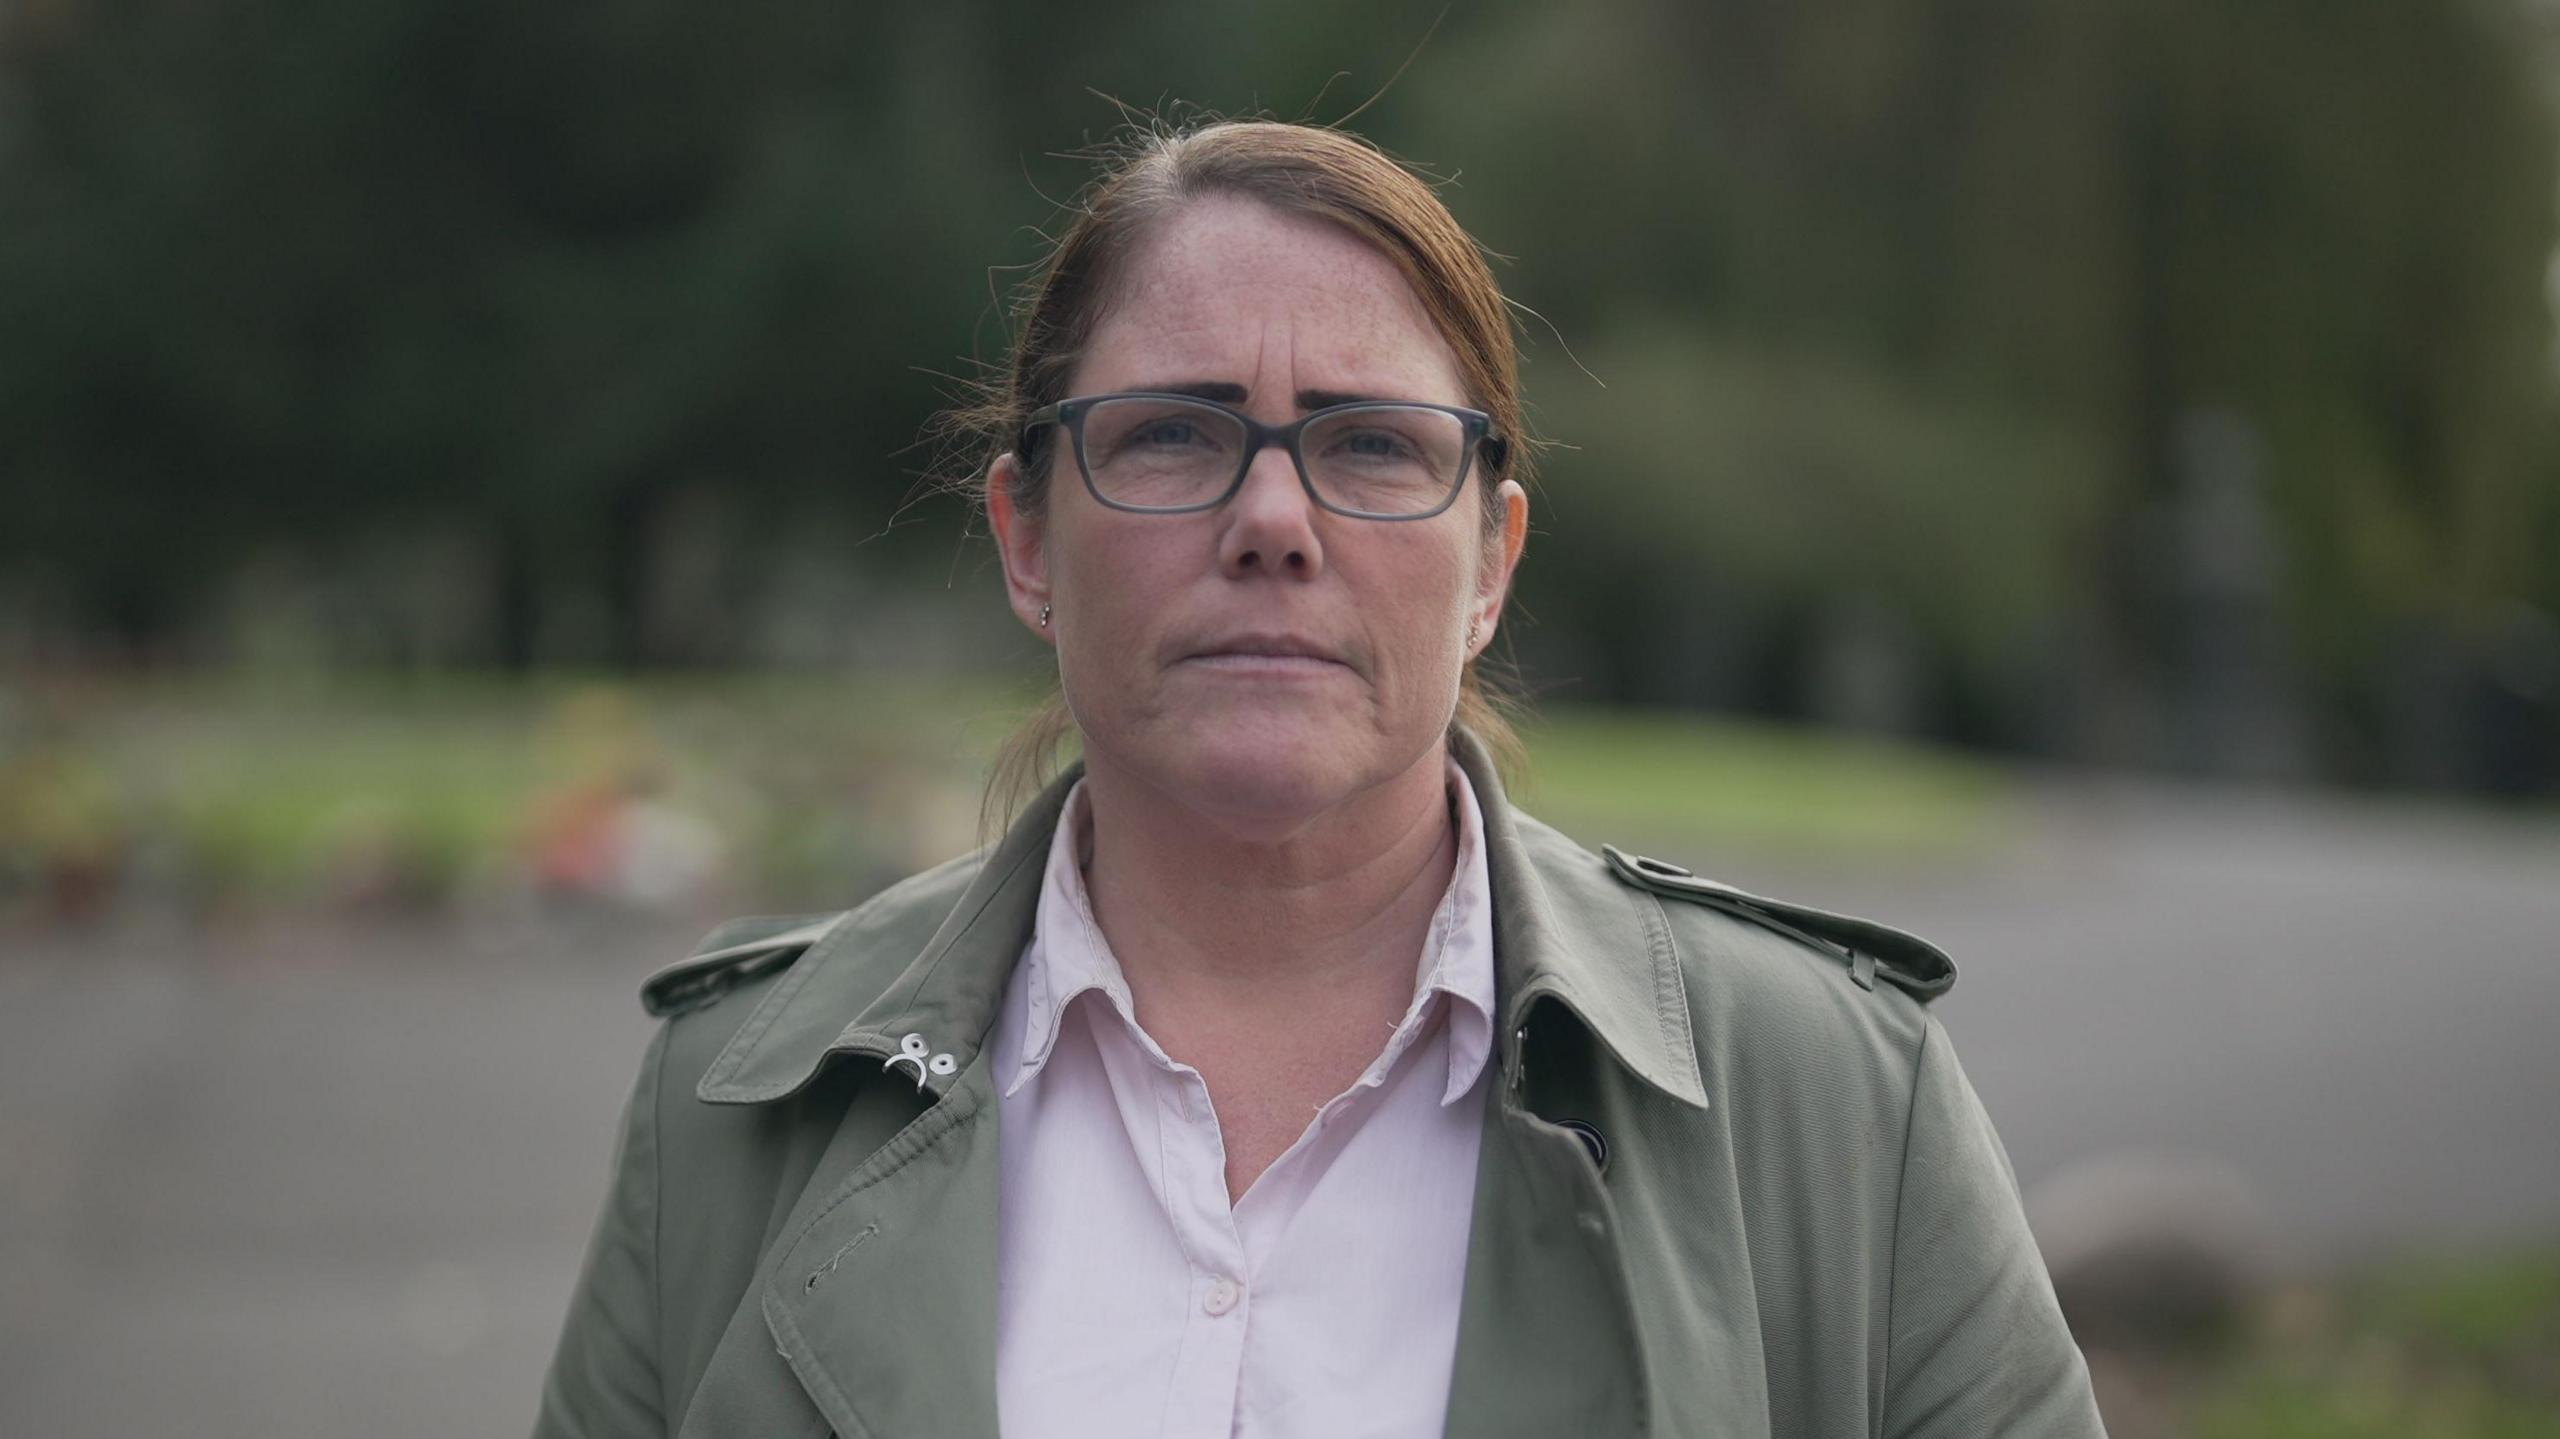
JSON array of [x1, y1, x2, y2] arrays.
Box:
[[1203, 1276, 1242, 1316]]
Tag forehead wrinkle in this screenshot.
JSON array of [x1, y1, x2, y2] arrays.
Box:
[[1100, 287, 1452, 411], [1076, 197, 1467, 408]]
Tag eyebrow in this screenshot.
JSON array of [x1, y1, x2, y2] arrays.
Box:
[[1128, 380, 1398, 411]]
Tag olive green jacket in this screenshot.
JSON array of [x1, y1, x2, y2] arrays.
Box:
[[534, 734, 2106, 1438]]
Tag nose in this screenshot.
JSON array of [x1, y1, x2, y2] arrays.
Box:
[[1215, 443, 1325, 580]]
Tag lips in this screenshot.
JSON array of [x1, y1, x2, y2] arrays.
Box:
[[1181, 632, 1352, 668]]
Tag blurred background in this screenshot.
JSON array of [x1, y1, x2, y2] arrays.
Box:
[[4, 0, 2558, 1434]]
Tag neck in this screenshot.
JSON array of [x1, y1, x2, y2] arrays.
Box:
[[1075, 744, 1460, 1025]]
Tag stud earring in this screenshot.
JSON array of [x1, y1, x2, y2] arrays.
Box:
[[1466, 616, 1481, 650], [1038, 604, 1051, 629]]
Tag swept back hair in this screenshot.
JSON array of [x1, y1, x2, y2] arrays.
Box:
[[934, 115, 1534, 836]]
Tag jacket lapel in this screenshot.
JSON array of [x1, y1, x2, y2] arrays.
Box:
[[1445, 732, 1771, 1435], [667, 1065, 987, 1439], [759, 1063, 1005, 1439], [1442, 1097, 1650, 1435], [680, 773, 1070, 1439]]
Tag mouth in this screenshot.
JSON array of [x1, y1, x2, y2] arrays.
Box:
[[1179, 633, 1353, 675]]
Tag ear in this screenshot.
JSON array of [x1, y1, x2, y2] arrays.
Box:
[[1466, 479, 1529, 660], [986, 452, 1054, 643]]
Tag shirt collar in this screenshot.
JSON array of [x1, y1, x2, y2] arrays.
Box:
[[1002, 757, 1499, 1106], [686, 727, 1709, 1113]]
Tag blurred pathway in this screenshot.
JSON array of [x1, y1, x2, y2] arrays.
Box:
[[1765, 780, 2560, 1265], [3, 782, 2555, 1438]]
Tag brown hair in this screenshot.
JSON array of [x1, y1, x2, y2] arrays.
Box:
[[946, 118, 1534, 832]]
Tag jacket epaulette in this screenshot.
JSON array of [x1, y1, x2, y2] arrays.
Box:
[[641, 912, 847, 1018], [1600, 844, 1956, 1002]]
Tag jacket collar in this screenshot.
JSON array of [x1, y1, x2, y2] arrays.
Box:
[[693, 726, 1709, 1112]]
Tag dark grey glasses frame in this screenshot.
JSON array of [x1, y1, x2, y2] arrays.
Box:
[[1018, 391, 1508, 520]]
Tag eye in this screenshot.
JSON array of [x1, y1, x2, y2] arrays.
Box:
[[1331, 426, 1424, 463], [1129, 418, 1211, 449]]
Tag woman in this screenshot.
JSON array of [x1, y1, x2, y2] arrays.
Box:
[[534, 119, 2105, 1439]]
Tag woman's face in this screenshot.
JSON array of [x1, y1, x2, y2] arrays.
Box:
[[988, 195, 1527, 831]]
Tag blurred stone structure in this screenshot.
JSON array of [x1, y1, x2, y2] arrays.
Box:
[[2160, 408, 2309, 782]]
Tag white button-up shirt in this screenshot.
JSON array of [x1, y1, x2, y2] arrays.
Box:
[[992, 758, 1499, 1439]]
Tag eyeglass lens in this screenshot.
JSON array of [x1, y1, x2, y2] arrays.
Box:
[[1077, 397, 1468, 515]]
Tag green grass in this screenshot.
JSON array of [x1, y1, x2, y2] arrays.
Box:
[[2, 673, 2018, 914], [2193, 1249, 2560, 1438], [1518, 705, 2016, 859], [1, 671, 1026, 912], [2362, 1249, 2560, 1362]]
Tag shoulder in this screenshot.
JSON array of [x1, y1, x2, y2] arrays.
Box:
[[612, 849, 993, 1235], [1596, 843, 1954, 1005], [641, 912, 847, 1018], [1509, 806, 1953, 1071], [640, 844, 988, 1049]]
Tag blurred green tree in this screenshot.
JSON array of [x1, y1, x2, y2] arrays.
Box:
[[2, 0, 2552, 783]]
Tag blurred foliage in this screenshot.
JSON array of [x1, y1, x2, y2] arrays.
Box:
[[2187, 1249, 2560, 1438], [0, 673, 2011, 920], [1525, 327, 2108, 723], [2, 0, 2556, 786]]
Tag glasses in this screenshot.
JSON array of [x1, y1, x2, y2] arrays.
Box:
[[1019, 392, 1506, 520]]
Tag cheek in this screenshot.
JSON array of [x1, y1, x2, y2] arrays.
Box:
[[1365, 538, 1480, 679], [1049, 515, 1185, 654]]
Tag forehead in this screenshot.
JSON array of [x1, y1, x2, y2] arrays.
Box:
[[1074, 195, 1467, 405]]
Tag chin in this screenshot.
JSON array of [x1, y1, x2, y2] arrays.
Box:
[[1186, 714, 1351, 809], [1139, 704, 1377, 827]]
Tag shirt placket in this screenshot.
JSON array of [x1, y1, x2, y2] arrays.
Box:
[[1150, 1060, 1253, 1439]]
